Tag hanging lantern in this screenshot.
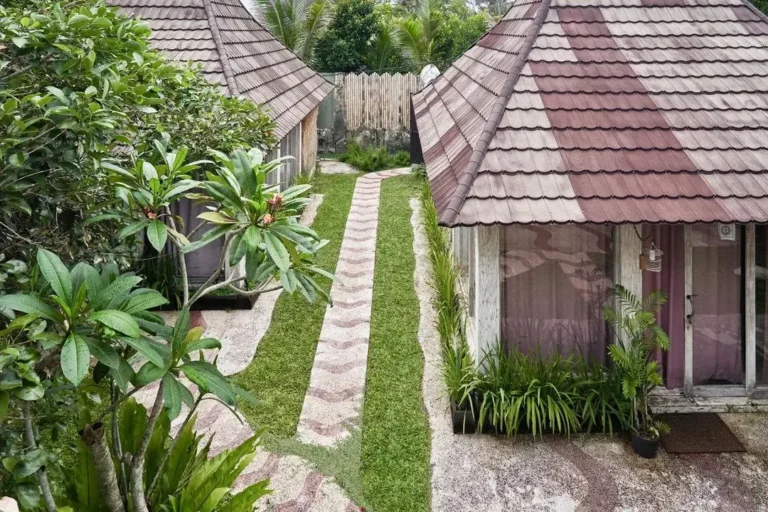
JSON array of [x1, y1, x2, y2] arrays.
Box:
[[641, 242, 663, 273]]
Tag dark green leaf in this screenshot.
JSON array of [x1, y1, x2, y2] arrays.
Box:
[[88, 310, 140, 337], [122, 337, 165, 368], [0, 295, 58, 322], [37, 249, 73, 302], [162, 374, 182, 420], [135, 362, 165, 386], [61, 333, 90, 385], [82, 337, 120, 369], [147, 220, 168, 252], [180, 361, 236, 405]]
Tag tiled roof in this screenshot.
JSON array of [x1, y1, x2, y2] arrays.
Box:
[[412, 0, 768, 226], [110, 0, 333, 139]]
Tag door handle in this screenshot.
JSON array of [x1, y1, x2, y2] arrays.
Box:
[[686, 294, 697, 325]]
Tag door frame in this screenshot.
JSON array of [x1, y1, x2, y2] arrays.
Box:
[[682, 224, 757, 399]]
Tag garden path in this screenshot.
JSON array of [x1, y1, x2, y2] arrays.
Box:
[[297, 168, 411, 446], [136, 194, 361, 511]]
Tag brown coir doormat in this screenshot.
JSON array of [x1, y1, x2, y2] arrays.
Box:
[[657, 413, 746, 454]]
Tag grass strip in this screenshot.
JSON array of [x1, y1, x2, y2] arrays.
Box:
[[362, 174, 431, 512], [234, 172, 358, 438]]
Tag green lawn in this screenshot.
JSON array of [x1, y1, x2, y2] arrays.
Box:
[[235, 172, 431, 512], [233, 173, 358, 437], [362, 175, 431, 512]]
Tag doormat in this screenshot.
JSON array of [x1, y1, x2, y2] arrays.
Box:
[[657, 413, 746, 454]]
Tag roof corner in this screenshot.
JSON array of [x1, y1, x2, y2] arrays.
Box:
[[441, 0, 552, 226]]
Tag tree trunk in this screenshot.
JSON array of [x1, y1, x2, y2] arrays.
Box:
[[82, 423, 125, 512], [131, 383, 164, 512], [22, 404, 56, 512]]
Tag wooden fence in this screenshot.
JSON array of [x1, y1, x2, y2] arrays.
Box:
[[336, 73, 421, 132]]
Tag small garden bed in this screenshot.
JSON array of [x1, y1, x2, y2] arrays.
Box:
[[419, 177, 671, 454], [337, 141, 410, 173]]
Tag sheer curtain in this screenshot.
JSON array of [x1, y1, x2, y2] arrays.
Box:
[[500, 225, 613, 363], [691, 225, 743, 385], [643, 225, 686, 389]]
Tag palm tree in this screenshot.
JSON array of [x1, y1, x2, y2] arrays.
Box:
[[257, 0, 333, 63], [365, 19, 402, 71], [397, 0, 441, 71]]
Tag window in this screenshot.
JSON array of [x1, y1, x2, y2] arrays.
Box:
[[500, 225, 614, 362]]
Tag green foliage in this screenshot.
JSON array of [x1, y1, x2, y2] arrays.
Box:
[[337, 141, 410, 173], [314, 0, 378, 72], [0, 0, 274, 265], [233, 173, 356, 438], [63, 401, 269, 512], [419, 180, 473, 406], [257, 0, 332, 62], [604, 285, 670, 438]]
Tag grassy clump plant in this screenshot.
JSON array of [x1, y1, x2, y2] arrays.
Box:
[[338, 141, 410, 173]]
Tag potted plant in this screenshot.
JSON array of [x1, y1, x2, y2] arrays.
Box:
[[603, 285, 671, 458]]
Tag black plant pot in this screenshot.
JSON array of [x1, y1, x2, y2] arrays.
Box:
[[631, 433, 659, 459], [451, 401, 477, 434]]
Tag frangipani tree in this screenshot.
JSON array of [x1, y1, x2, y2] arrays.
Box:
[[0, 147, 332, 511]]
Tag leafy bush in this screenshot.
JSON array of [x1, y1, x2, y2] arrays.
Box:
[[338, 141, 410, 173], [314, 0, 377, 72], [0, 0, 275, 266], [604, 285, 670, 440]]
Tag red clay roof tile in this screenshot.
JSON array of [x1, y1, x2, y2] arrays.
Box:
[[413, 0, 768, 225], [109, 0, 332, 139]]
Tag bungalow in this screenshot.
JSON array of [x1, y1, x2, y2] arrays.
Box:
[[110, 0, 333, 280], [412, 0, 768, 409]]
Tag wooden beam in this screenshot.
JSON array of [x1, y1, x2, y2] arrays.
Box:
[[746, 224, 756, 397], [473, 225, 500, 364], [684, 224, 693, 398], [614, 225, 643, 346]]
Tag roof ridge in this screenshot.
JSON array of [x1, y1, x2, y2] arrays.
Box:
[[440, 0, 552, 226], [202, 0, 240, 96]]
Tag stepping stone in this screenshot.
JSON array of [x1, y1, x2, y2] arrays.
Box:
[[297, 169, 410, 447]]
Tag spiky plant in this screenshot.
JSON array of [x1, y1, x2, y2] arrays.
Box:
[[257, 0, 332, 62], [603, 285, 670, 439]]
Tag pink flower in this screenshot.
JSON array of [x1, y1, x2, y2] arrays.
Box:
[[145, 210, 157, 220], [267, 195, 283, 211], [262, 214, 274, 225]]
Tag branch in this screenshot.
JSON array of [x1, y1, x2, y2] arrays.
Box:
[[94, 384, 145, 425], [187, 233, 233, 306], [130, 382, 164, 512], [226, 282, 282, 297], [165, 206, 189, 304], [22, 404, 56, 512]]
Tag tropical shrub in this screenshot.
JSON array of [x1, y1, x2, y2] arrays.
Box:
[[314, 0, 378, 73], [0, 0, 275, 267], [61, 399, 269, 512], [338, 141, 410, 173], [603, 285, 671, 440]]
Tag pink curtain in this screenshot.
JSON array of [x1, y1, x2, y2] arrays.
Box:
[[643, 225, 686, 389], [691, 225, 743, 385], [500, 225, 613, 363]]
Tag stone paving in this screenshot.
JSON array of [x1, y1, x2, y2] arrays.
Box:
[[317, 159, 357, 174], [297, 168, 410, 446], [410, 198, 768, 512]]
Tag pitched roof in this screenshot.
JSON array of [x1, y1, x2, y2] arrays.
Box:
[[110, 0, 333, 139], [412, 0, 768, 226]]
